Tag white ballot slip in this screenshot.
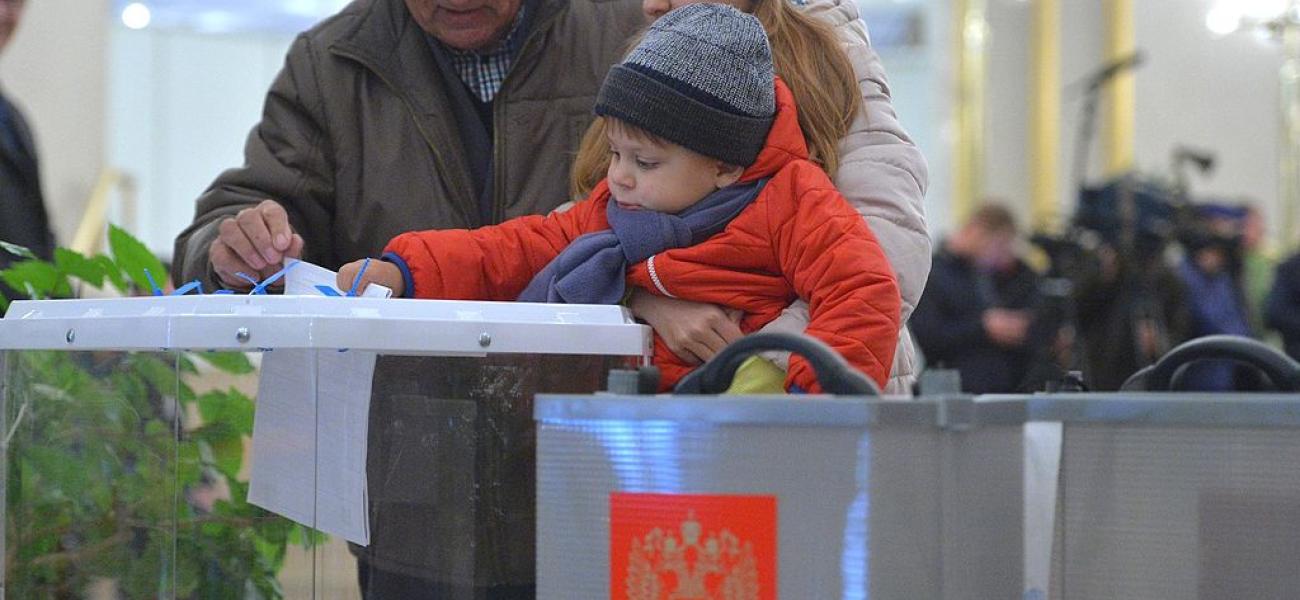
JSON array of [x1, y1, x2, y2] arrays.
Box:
[[248, 348, 376, 545], [284, 258, 393, 298]]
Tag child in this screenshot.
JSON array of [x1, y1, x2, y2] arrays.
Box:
[[339, 3, 900, 393]]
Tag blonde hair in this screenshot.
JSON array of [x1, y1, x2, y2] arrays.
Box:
[[570, 0, 862, 198]]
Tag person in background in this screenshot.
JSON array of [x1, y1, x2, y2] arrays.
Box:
[[0, 0, 56, 302], [911, 204, 1046, 394], [1176, 215, 1253, 391], [1239, 204, 1278, 342], [570, 0, 930, 394], [172, 0, 643, 597], [1266, 251, 1300, 361]]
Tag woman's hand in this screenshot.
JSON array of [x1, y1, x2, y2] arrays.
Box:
[[337, 259, 404, 297], [627, 288, 743, 365]]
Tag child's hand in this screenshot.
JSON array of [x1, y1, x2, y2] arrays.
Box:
[[627, 289, 743, 364], [337, 259, 404, 297]]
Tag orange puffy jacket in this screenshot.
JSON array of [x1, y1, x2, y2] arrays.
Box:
[[385, 79, 900, 392]]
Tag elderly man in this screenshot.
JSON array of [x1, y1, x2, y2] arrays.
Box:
[[1, 0, 56, 300], [173, 0, 642, 597], [175, 0, 641, 288]]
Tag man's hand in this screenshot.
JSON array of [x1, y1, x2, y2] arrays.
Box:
[[210, 200, 304, 290], [337, 259, 404, 297], [983, 308, 1032, 348], [627, 288, 743, 365]]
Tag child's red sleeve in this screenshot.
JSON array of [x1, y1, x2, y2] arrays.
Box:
[[383, 196, 605, 300]]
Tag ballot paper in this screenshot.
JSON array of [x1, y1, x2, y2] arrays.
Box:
[[248, 259, 388, 545], [248, 348, 376, 545], [283, 258, 393, 298]]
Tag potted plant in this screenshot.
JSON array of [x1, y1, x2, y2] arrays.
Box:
[[1, 226, 320, 599]]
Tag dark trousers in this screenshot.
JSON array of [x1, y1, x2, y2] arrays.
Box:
[[357, 561, 535, 600]]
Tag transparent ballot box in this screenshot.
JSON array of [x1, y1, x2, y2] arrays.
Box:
[[535, 394, 1027, 599], [0, 296, 649, 598]]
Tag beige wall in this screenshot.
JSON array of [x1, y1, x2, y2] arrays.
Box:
[[109, 29, 292, 257], [1133, 0, 1283, 241], [0, 0, 109, 247], [978, 0, 1283, 240], [1, 1, 1287, 249]]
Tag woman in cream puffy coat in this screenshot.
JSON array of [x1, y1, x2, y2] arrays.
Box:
[[589, 0, 931, 394], [769, 0, 931, 393]]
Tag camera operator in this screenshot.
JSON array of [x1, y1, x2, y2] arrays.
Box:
[[1239, 205, 1278, 339], [1072, 235, 1190, 390], [912, 204, 1057, 393], [1175, 206, 1254, 390]]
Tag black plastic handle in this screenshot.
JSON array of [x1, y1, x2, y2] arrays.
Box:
[[1120, 334, 1300, 392], [672, 332, 881, 396]]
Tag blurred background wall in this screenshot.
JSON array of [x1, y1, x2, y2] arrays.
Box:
[[0, 0, 109, 246]]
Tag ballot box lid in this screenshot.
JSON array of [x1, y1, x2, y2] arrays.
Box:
[[535, 393, 1028, 428], [0, 296, 651, 356], [991, 392, 1300, 428]]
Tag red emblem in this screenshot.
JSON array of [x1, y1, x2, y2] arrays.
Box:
[[610, 492, 778, 600]]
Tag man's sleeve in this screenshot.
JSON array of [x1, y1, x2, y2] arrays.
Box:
[[172, 34, 336, 290]]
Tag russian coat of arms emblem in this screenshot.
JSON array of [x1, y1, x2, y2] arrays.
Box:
[[610, 493, 777, 600]]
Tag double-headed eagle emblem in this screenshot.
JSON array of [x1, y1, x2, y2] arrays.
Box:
[[624, 510, 760, 600]]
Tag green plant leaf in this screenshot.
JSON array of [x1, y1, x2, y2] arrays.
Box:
[[0, 240, 38, 259], [197, 389, 255, 436], [212, 436, 245, 481], [197, 351, 256, 375], [176, 439, 203, 486], [177, 354, 199, 374], [95, 255, 129, 292], [7, 348, 297, 597], [54, 248, 108, 287], [126, 353, 195, 404], [287, 525, 328, 549], [108, 223, 167, 292], [0, 260, 65, 300], [144, 419, 170, 439]]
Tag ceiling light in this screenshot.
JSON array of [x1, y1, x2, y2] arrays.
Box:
[[121, 2, 152, 30], [1206, 4, 1242, 36]]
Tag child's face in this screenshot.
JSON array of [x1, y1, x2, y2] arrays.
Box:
[[605, 124, 740, 214]]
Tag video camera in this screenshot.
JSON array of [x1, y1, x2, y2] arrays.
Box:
[[1076, 176, 1186, 252]]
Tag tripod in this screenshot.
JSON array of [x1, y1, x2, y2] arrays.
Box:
[[1059, 50, 1190, 389]]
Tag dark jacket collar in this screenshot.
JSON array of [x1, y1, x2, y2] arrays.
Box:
[[323, 0, 563, 226], [328, 0, 562, 114]]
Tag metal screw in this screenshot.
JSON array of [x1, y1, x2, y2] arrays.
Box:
[[236, 327, 251, 344], [478, 332, 492, 348], [65, 329, 75, 344]]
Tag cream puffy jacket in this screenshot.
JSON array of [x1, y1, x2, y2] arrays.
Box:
[[759, 0, 932, 395]]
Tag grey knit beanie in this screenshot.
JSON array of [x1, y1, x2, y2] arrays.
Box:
[[594, 3, 775, 167]]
